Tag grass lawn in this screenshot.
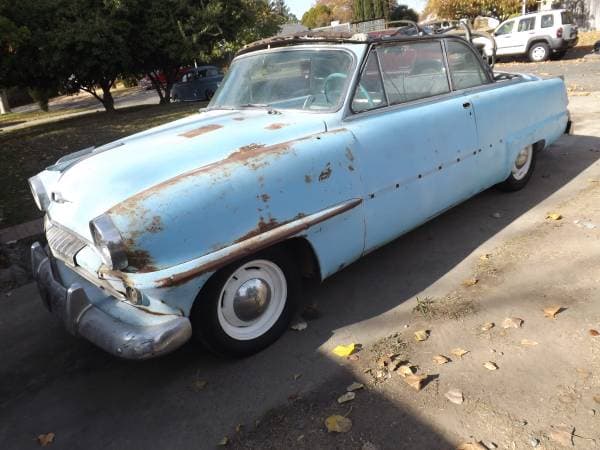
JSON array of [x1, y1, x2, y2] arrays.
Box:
[[0, 102, 203, 228]]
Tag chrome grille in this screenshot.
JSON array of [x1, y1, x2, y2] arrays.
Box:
[[46, 223, 87, 265]]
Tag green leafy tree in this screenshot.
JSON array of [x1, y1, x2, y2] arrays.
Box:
[[390, 4, 419, 22], [424, 0, 537, 21], [301, 4, 333, 27], [353, 0, 364, 21]]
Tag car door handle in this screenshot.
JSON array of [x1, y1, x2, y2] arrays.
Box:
[[463, 102, 471, 109]]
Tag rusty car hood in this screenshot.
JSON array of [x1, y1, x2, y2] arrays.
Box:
[[47, 108, 327, 239]]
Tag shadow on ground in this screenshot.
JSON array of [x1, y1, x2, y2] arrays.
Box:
[[0, 132, 599, 449]]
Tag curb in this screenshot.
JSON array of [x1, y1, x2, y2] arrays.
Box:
[[0, 219, 43, 244]]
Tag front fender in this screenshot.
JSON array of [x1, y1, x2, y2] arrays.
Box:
[[106, 128, 365, 276]]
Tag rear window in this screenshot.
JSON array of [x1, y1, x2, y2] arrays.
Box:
[[541, 14, 554, 28], [518, 17, 536, 32], [561, 11, 574, 24]]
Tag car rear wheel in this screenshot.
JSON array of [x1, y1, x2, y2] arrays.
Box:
[[528, 42, 550, 62], [497, 144, 536, 191], [191, 248, 300, 357]]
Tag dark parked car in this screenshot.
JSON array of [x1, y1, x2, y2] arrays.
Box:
[[171, 65, 223, 102]]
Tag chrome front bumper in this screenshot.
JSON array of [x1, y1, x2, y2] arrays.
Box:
[[31, 242, 192, 359]]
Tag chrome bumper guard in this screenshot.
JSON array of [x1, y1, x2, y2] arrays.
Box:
[[31, 242, 192, 360]]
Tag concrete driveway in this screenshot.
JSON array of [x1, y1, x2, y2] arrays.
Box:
[[1, 96, 599, 449]]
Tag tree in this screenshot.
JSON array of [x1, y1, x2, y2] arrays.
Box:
[[301, 4, 333, 27], [390, 4, 419, 22], [353, 0, 364, 21], [271, 0, 296, 22], [317, 0, 353, 22], [352, 0, 395, 21], [48, 0, 132, 112], [424, 0, 537, 22]]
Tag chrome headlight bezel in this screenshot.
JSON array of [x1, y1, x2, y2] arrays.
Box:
[[89, 214, 128, 270], [28, 175, 50, 211]]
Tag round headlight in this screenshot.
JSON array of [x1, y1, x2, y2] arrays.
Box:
[[28, 175, 50, 211]]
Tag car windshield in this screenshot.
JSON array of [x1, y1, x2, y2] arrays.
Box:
[[208, 48, 355, 112]]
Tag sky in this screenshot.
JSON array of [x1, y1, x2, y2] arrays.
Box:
[[286, 0, 427, 20]]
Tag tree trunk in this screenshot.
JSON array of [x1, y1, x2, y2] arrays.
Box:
[[0, 89, 10, 114], [163, 81, 173, 104], [148, 72, 165, 104], [100, 81, 115, 112]]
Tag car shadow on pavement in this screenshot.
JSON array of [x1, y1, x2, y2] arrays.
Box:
[[1, 133, 599, 449]]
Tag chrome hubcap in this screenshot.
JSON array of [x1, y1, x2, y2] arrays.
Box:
[[217, 259, 287, 341], [533, 47, 546, 60], [512, 144, 533, 181], [233, 278, 271, 321]]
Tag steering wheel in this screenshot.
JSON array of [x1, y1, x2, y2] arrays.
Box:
[[323, 73, 373, 108]]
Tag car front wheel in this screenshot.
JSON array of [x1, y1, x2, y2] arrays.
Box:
[[191, 248, 300, 357], [528, 42, 550, 62], [497, 144, 536, 191]]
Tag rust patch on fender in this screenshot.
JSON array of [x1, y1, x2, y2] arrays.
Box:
[[233, 117, 245, 121], [108, 132, 333, 217], [146, 215, 163, 233], [319, 163, 332, 181], [265, 123, 288, 130], [155, 200, 361, 288], [179, 124, 223, 138], [345, 147, 355, 162]]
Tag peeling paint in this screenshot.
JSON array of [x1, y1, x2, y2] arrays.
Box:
[[319, 163, 332, 181], [265, 123, 288, 130], [179, 124, 223, 138], [345, 147, 355, 162]]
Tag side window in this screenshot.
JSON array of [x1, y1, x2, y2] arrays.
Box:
[[207, 68, 218, 77], [446, 40, 489, 90], [378, 41, 450, 104], [541, 14, 554, 28], [351, 51, 387, 113], [495, 20, 514, 35], [518, 17, 536, 32], [180, 73, 190, 83]]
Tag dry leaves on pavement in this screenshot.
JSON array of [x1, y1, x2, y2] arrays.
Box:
[[549, 424, 574, 447], [325, 415, 352, 433], [403, 374, 428, 391], [414, 330, 429, 341], [451, 348, 469, 358], [337, 392, 356, 404], [543, 305, 563, 319], [445, 389, 464, 405], [520, 339, 539, 346], [347, 382, 364, 392], [546, 212, 563, 220], [432, 355, 450, 365], [502, 317, 524, 328], [396, 365, 416, 377], [483, 361, 498, 371], [332, 343, 356, 357], [463, 278, 478, 287], [590, 329, 600, 337], [480, 322, 494, 331], [36, 433, 55, 447]]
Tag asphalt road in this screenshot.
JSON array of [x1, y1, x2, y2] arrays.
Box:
[[1, 99, 599, 449]]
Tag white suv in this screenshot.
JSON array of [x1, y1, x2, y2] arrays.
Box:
[[493, 9, 578, 62]]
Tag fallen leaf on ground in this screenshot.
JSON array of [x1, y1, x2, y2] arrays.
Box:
[[480, 322, 494, 331], [293, 373, 302, 380], [332, 344, 356, 357], [590, 329, 600, 337], [403, 374, 428, 391], [347, 382, 364, 392], [593, 395, 600, 404], [543, 305, 563, 319], [347, 354, 359, 361], [290, 320, 307, 331], [502, 317, 523, 328], [546, 212, 563, 221], [457, 442, 486, 450], [217, 437, 229, 446], [521, 339, 539, 346], [549, 424, 574, 447], [480, 254, 491, 261], [433, 355, 450, 365], [483, 361, 498, 371], [325, 415, 352, 433], [36, 433, 55, 447], [396, 365, 416, 377], [463, 278, 478, 287], [445, 389, 464, 405], [414, 330, 429, 341], [451, 348, 469, 358], [337, 392, 356, 404], [191, 379, 208, 391]]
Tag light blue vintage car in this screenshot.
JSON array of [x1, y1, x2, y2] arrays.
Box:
[[29, 32, 571, 359]]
